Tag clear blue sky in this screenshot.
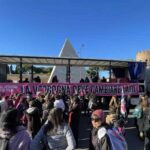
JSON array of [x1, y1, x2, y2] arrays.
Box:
[[0, 0, 150, 60]]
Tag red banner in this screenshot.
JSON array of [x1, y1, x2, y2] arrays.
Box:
[[0, 83, 140, 96]]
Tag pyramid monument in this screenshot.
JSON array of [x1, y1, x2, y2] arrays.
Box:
[[48, 39, 87, 83]]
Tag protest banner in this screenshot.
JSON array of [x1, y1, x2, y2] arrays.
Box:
[[0, 83, 139, 96]]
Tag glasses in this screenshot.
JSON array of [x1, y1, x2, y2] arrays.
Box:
[[91, 118, 100, 122]]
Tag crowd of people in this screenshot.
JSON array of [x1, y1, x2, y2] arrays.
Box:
[[0, 91, 150, 150]]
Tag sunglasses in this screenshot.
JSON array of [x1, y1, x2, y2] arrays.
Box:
[[91, 118, 100, 122]]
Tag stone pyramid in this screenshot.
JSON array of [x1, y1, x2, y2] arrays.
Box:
[[48, 39, 87, 83]]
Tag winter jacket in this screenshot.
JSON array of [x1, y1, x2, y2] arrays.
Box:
[[0, 125, 31, 150], [89, 125, 111, 150]]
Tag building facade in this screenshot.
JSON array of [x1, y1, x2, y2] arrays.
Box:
[[136, 50, 150, 65]]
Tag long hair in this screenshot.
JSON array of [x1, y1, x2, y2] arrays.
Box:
[[46, 108, 64, 135], [26, 107, 41, 138], [0, 108, 19, 133], [140, 94, 149, 108]]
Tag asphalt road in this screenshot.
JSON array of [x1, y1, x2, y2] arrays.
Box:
[[76, 113, 144, 150]]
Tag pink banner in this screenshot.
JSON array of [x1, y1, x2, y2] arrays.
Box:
[[0, 83, 140, 96]]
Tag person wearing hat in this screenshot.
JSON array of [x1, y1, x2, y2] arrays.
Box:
[[89, 109, 111, 150], [54, 94, 65, 111]]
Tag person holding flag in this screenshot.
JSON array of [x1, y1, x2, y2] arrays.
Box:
[[120, 87, 127, 120]]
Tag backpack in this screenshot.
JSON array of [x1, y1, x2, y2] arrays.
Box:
[[133, 105, 142, 119], [107, 128, 128, 150], [97, 127, 128, 150]]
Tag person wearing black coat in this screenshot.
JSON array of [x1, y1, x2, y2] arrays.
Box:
[[68, 96, 81, 148], [89, 109, 111, 150]]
